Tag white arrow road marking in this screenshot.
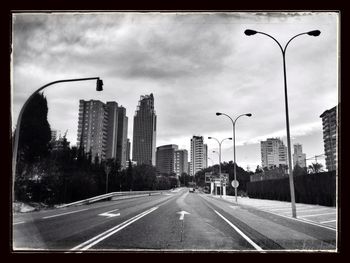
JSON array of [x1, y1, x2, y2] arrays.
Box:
[[177, 210, 190, 220], [70, 206, 158, 251], [230, 205, 239, 210], [98, 208, 120, 218]]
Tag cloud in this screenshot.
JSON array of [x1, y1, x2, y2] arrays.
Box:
[[12, 12, 338, 166]]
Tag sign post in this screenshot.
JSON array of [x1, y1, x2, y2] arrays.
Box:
[[231, 180, 239, 195]]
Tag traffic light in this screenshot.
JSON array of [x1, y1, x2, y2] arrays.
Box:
[[96, 79, 103, 91]]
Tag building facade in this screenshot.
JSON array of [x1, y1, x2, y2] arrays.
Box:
[[77, 99, 128, 166], [293, 143, 306, 168], [105, 102, 119, 160], [117, 106, 128, 169], [132, 94, 157, 166], [190, 135, 207, 176], [51, 129, 58, 141], [174, 149, 189, 177], [320, 106, 337, 171], [261, 138, 288, 169], [126, 138, 131, 162], [156, 144, 178, 175], [77, 100, 108, 160]]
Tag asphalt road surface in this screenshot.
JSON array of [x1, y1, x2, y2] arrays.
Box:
[[13, 188, 336, 252]]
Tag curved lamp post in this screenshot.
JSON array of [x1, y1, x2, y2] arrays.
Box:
[[216, 112, 252, 203], [208, 136, 232, 197], [12, 77, 103, 200], [244, 29, 321, 218]]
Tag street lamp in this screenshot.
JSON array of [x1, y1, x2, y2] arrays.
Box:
[[216, 112, 252, 203], [208, 136, 232, 197], [244, 28, 320, 218], [12, 77, 103, 200]]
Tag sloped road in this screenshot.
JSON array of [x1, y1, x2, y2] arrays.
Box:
[[13, 188, 336, 252]]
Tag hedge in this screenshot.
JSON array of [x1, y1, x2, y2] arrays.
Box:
[[246, 171, 336, 207]]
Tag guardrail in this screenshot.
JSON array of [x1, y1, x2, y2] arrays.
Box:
[[55, 190, 169, 208]]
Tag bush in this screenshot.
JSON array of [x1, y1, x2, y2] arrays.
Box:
[[246, 171, 336, 206]]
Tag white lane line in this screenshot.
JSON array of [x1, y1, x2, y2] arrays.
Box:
[[266, 207, 298, 212], [13, 221, 25, 225], [320, 219, 336, 224], [43, 208, 89, 219], [273, 208, 335, 214], [299, 212, 335, 218], [263, 210, 336, 231], [257, 206, 290, 210], [70, 206, 158, 251], [214, 210, 264, 252]]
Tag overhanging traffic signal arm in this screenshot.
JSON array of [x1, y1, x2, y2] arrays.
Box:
[[96, 79, 103, 91]]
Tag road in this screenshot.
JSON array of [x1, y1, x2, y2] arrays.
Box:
[[13, 188, 337, 252]]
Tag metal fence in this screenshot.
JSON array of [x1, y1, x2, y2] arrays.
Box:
[[56, 190, 169, 208]]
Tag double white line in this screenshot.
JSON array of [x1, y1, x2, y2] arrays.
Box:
[[70, 206, 158, 251]]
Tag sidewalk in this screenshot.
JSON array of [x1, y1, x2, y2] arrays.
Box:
[[213, 195, 337, 230]]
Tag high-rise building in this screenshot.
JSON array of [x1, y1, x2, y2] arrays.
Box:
[[174, 149, 188, 177], [51, 129, 58, 141], [77, 100, 128, 165], [132, 94, 157, 166], [105, 102, 119, 160], [320, 106, 337, 171], [126, 138, 131, 161], [204, 144, 208, 169], [190, 135, 207, 176], [117, 106, 128, 169], [293, 143, 306, 168], [261, 138, 288, 169], [77, 100, 108, 160], [156, 144, 178, 175]]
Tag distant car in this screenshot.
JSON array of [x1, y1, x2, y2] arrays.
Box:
[[189, 188, 195, 193]]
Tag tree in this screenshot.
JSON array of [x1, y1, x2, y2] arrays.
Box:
[[293, 164, 307, 177], [179, 172, 191, 187], [132, 164, 157, 190], [255, 165, 263, 173], [308, 163, 324, 174], [17, 92, 51, 164], [125, 161, 133, 190]]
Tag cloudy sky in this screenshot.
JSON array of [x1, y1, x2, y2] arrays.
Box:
[[12, 12, 338, 170]]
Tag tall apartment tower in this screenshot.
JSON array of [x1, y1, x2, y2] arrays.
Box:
[[132, 93, 157, 166], [204, 144, 208, 168], [320, 106, 337, 171], [77, 100, 128, 166], [156, 144, 178, 175], [261, 138, 288, 169], [77, 100, 108, 160], [126, 138, 131, 161], [174, 149, 188, 177], [105, 102, 119, 160], [51, 129, 58, 141], [190, 135, 207, 176], [117, 106, 128, 169], [293, 143, 306, 168]]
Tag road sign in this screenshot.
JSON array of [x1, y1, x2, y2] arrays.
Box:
[[220, 173, 228, 183], [205, 172, 213, 183], [231, 180, 239, 188]]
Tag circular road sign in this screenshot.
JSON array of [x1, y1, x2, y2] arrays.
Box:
[[231, 180, 239, 188]]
